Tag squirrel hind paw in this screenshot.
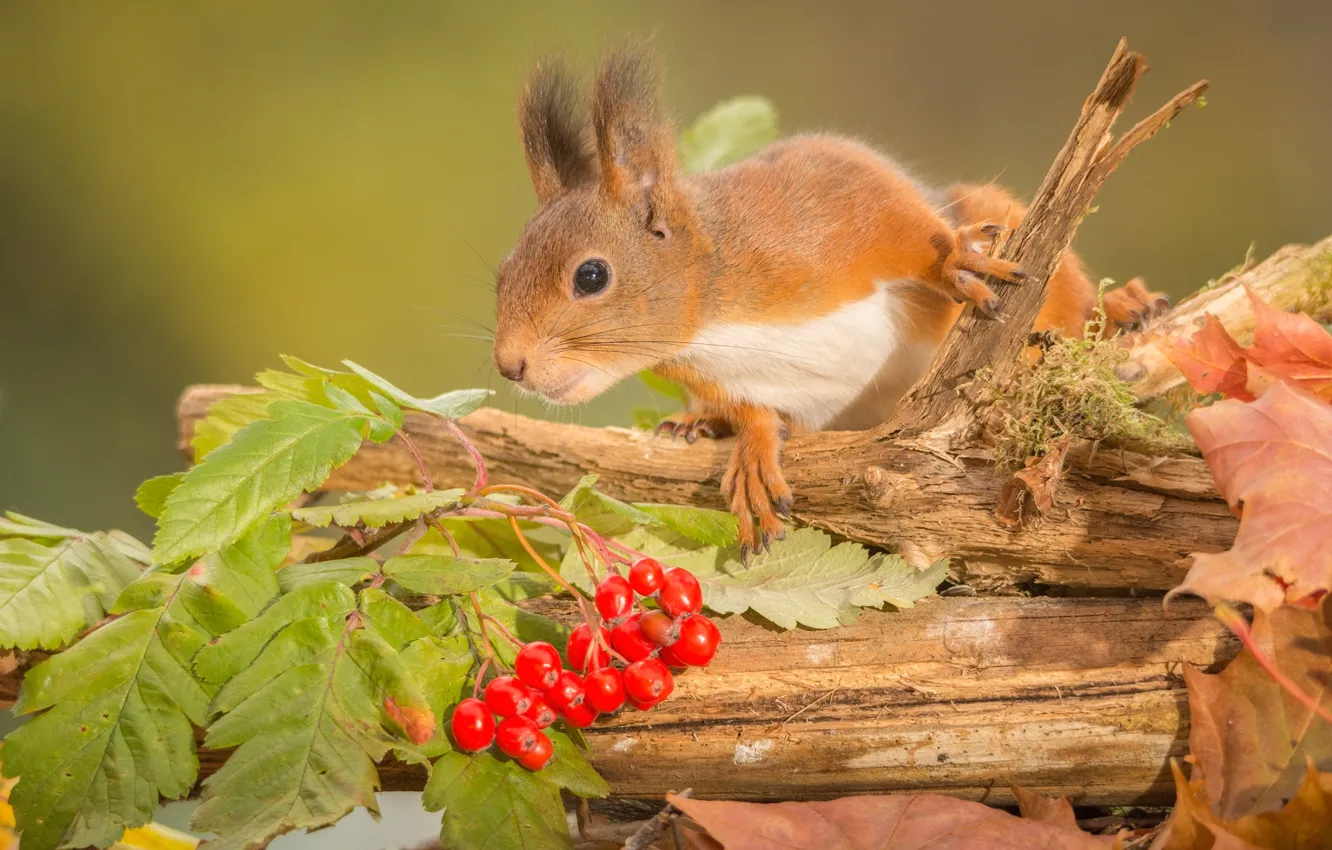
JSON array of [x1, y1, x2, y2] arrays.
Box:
[[655, 412, 732, 443], [1102, 277, 1171, 334]]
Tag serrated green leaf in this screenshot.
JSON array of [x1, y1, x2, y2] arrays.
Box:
[[637, 370, 689, 402], [678, 96, 779, 174], [634, 503, 739, 547], [192, 581, 357, 685], [292, 489, 463, 530], [370, 391, 404, 428], [198, 514, 289, 617], [191, 382, 318, 462], [0, 511, 83, 539], [341, 360, 491, 419], [0, 533, 143, 650], [321, 381, 373, 415], [359, 586, 430, 650], [416, 520, 564, 575], [383, 554, 514, 596], [154, 400, 367, 565], [477, 589, 568, 666], [423, 751, 571, 850], [559, 474, 663, 537], [400, 634, 474, 758], [276, 557, 379, 592], [134, 472, 186, 519], [3, 569, 238, 850], [192, 621, 432, 850], [543, 729, 610, 799]]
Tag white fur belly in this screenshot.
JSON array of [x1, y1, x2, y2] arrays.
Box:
[[675, 283, 915, 430]]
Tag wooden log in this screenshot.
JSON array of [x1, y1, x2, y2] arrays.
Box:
[[178, 387, 1234, 592], [183, 597, 1237, 805]]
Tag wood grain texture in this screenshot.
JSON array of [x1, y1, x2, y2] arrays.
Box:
[[173, 597, 1234, 805]]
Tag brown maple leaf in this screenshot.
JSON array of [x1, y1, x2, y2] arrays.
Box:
[[1170, 382, 1332, 612], [1170, 313, 1253, 401], [668, 792, 1117, 849], [1013, 785, 1081, 832], [1183, 603, 1332, 821], [384, 697, 436, 745]]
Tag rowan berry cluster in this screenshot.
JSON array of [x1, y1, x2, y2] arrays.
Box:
[[449, 557, 722, 770]]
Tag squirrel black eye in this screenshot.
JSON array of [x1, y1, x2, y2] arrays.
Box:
[[573, 259, 611, 297]]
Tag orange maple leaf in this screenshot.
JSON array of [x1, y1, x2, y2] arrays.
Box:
[[1170, 382, 1332, 612], [384, 697, 436, 745], [1170, 313, 1253, 400]]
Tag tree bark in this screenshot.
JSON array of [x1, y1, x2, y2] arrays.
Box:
[[168, 596, 1230, 805]]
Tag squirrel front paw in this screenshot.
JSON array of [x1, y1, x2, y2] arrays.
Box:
[[721, 414, 793, 562], [1101, 277, 1171, 334], [936, 222, 1033, 319], [655, 412, 733, 443]]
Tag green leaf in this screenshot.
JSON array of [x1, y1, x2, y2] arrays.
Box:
[[559, 474, 664, 537], [634, 503, 739, 548], [424, 751, 571, 850], [292, 489, 464, 529], [342, 360, 491, 419], [359, 586, 431, 650], [154, 400, 367, 565], [543, 729, 610, 798], [0, 533, 143, 650], [477, 589, 569, 666], [370, 391, 404, 429], [197, 513, 289, 617], [192, 619, 433, 849], [678, 96, 779, 174], [383, 554, 514, 596], [637, 370, 689, 402], [191, 379, 318, 461], [277, 557, 379, 592], [631, 406, 667, 430], [192, 581, 357, 685], [134, 472, 186, 519], [0, 511, 83, 540], [3, 570, 237, 850], [417, 519, 565, 575], [400, 634, 474, 758]]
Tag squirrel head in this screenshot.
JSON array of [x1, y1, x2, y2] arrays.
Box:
[[493, 47, 712, 404]]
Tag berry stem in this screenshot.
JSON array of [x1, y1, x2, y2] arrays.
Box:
[[395, 430, 434, 493], [442, 417, 488, 494], [480, 613, 525, 650]]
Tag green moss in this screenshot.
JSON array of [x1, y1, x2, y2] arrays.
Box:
[[1299, 249, 1332, 323], [981, 285, 1197, 470]]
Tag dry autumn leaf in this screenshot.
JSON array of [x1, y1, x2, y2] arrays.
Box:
[[1170, 382, 1332, 611], [1170, 313, 1253, 401], [1154, 759, 1332, 850], [384, 697, 436, 745], [668, 792, 1118, 849], [1013, 785, 1082, 832]]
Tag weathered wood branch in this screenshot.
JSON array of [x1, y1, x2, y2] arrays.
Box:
[[184, 597, 1236, 805], [888, 39, 1208, 437], [177, 387, 1236, 591]]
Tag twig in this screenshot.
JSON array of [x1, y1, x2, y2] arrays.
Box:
[[622, 789, 693, 850], [396, 430, 434, 492], [776, 683, 841, 729]]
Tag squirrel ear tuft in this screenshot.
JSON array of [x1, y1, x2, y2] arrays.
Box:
[[519, 59, 595, 204], [592, 43, 678, 203]]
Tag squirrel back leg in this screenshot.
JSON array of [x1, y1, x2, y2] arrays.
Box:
[[1101, 277, 1171, 334]]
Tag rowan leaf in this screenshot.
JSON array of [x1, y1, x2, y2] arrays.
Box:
[[1, 568, 238, 850], [476, 590, 570, 666], [669, 791, 1114, 849], [358, 586, 430, 650], [0, 512, 83, 540], [197, 514, 288, 617], [1183, 603, 1332, 821], [633, 503, 739, 547], [276, 557, 379, 592], [1172, 382, 1332, 611], [0, 532, 142, 650], [399, 634, 473, 758], [341, 360, 490, 419], [543, 729, 610, 799], [191, 617, 432, 850], [154, 400, 367, 566], [423, 751, 571, 850], [559, 475, 663, 536], [291, 489, 464, 529], [134, 473, 186, 519], [416, 520, 565, 575], [382, 554, 514, 596], [678, 96, 779, 174]]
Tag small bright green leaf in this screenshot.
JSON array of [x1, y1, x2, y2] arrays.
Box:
[[637, 369, 689, 401], [359, 586, 431, 650], [3, 569, 238, 850], [678, 96, 779, 174], [543, 730, 610, 799], [383, 554, 514, 596], [559, 474, 663, 536], [134, 473, 187, 519], [192, 581, 356, 685], [192, 622, 431, 850], [342, 360, 491, 419], [276, 557, 379, 592], [321, 381, 373, 415], [292, 490, 464, 530], [634, 503, 739, 548], [370, 391, 404, 428], [424, 751, 571, 850], [198, 513, 289, 617], [0, 533, 143, 650], [154, 400, 366, 565]]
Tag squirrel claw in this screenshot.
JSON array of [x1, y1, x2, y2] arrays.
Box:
[[978, 296, 1003, 320], [655, 412, 731, 442]]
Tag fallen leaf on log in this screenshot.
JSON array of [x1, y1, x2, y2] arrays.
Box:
[[1172, 382, 1332, 611], [1183, 602, 1332, 822], [667, 792, 1119, 849], [1013, 785, 1082, 832], [996, 437, 1073, 530], [1154, 759, 1332, 849], [1169, 314, 1252, 400]]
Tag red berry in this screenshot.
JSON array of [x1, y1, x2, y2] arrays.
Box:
[[450, 698, 495, 752], [517, 731, 553, 770], [658, 643, 687, 668], [638, 610, 678, 647], [627, 695, 663, 712], [524, 694, 558, 729], [560, 700, 599, 729], [657, 568, 703, 617], [611, 613, 658, 662], [514, 641, 562, 690], [545, 670, 585, 710], [595, 575, 634, 621], [623, 658, 674, 704], [628, 557, 665, 595], [483, 676, 533, 718], [583, 667, 626, 713], [670, 615, 722, 666], [566, 623, 611, 673], [495, 715, 540, 757]]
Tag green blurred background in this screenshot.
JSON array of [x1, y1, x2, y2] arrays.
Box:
[[3, 0, 1331, 545]]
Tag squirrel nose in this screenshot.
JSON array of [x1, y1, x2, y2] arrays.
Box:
[[496, 356, 527, 383]]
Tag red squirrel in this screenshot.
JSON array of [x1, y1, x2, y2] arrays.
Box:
[[492, 47, 1167, 556]]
